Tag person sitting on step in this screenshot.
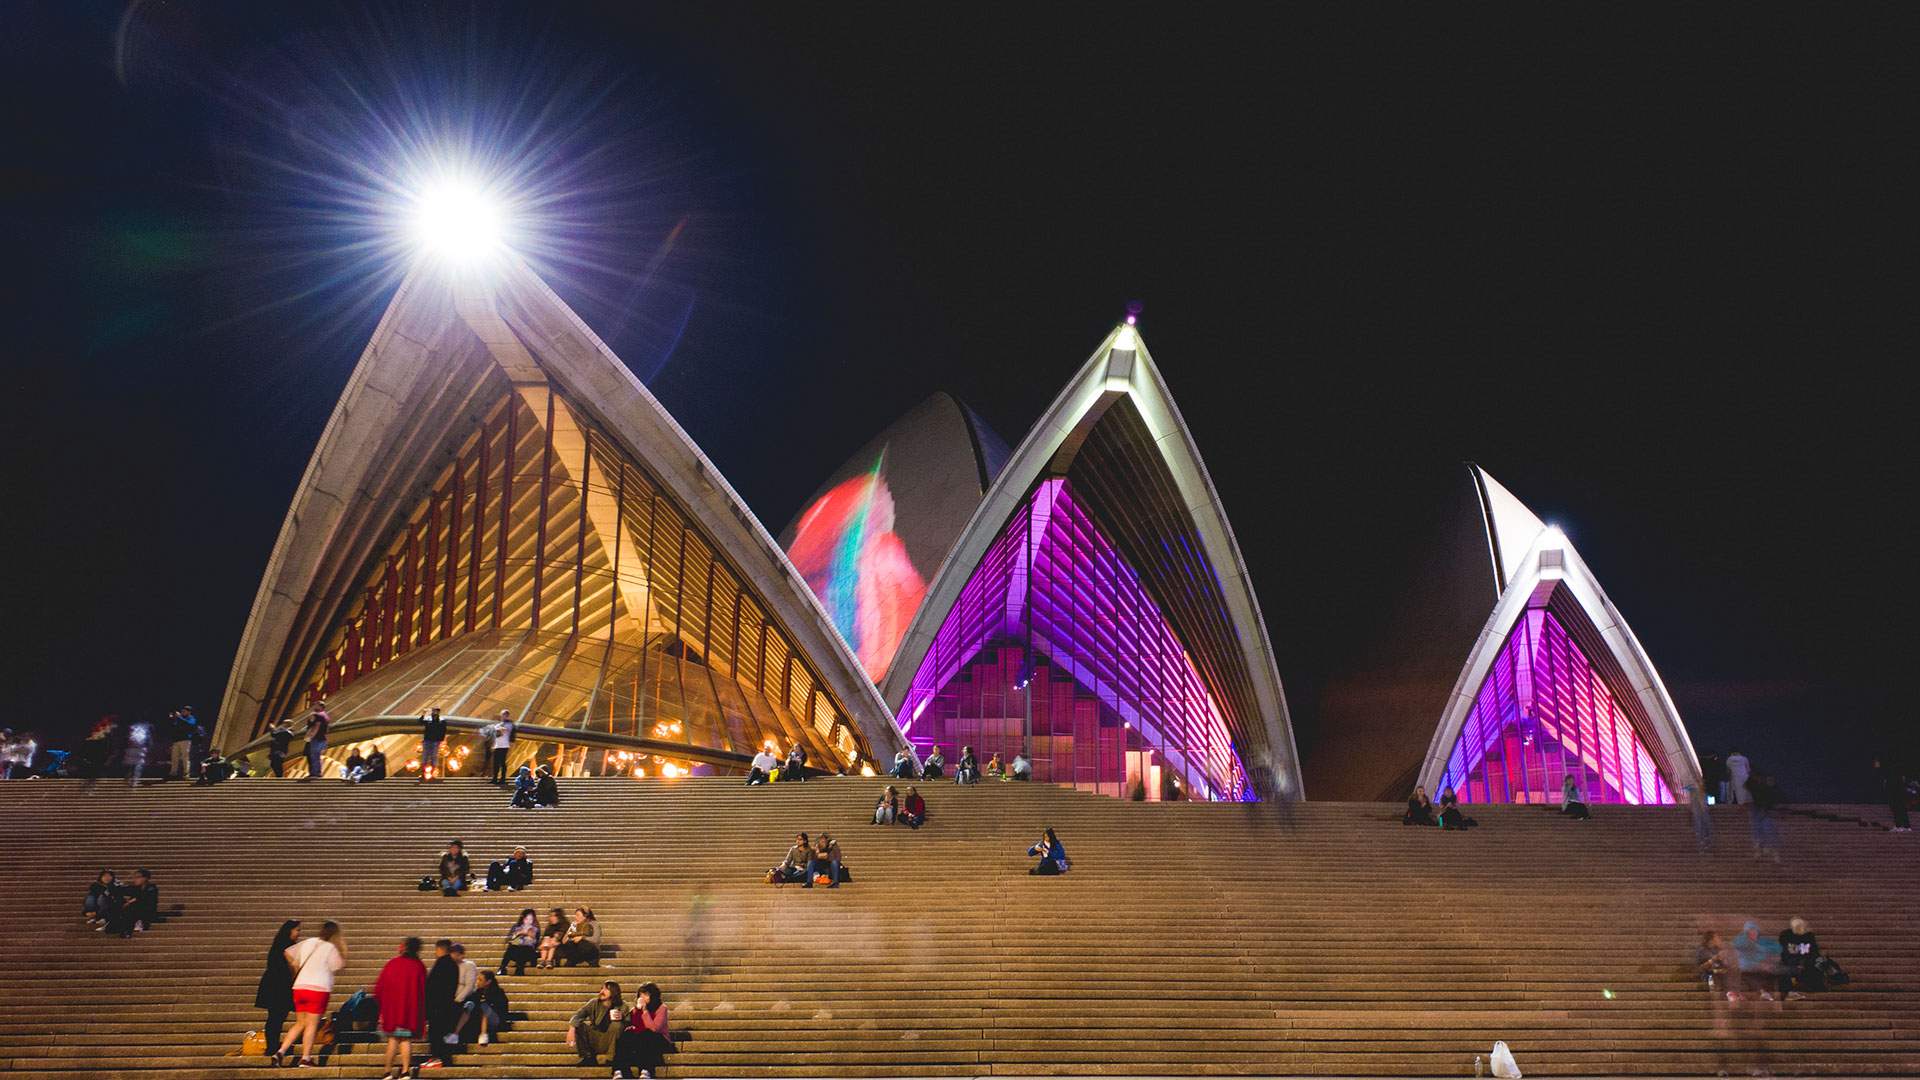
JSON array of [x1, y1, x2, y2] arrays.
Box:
[[499, 908, 541, 976], [746, 745, 779, 786], [772, 833, 811, 884], [510, 764, 538, 808], [902, 786, 927, 829], [891, 747, 916, 779], [459, 969, 510, 1046], [533, 765, 561, 807], [566, 980, 624, 1067], [955, 746, 980, 785], [985, 752, 1005, 779], [1561, 775, 1592, 820], [359, 748, 388, 783], [436, 840, 472, 896], [537, 908, 569, 968], [1695, 931, 1729, 991], [485, 846, 534, 891], [83, 869, 117, 929], [341, 749, 367, 782], [558, 907, 601, 966], [922, 746, 946, 781], [1027, 827, 1070, 875], [805, 833, 843, 888], [1779, 917, 1823, 998], [611, 981, 672, 1079], [1402, 787, 1437, 826], [1010, 752, 1032, 781], [1438, 787, 1477, 829], [781, 743, 809, 782], [107, 868, 158, 937], [873, 785, 900, 825]]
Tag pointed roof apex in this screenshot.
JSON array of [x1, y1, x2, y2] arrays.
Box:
[[1470, 464, 1549, 592]]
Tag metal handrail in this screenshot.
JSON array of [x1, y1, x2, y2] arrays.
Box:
[[226, 714, 762, 772]]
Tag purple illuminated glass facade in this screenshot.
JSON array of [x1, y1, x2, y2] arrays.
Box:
[[899, 478, 1251, 801], [1440, 607, 1674, 805]]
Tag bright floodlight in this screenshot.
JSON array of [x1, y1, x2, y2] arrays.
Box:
[[408, 179, 506, 264]]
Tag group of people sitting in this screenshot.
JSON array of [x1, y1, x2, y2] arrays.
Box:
[[423, 840, 536, 897], [566, 979, 674, 1078], [499, 906, 604, 972], [509, 764, 561, 808], [768, 831, 847, 887], [889, 744, 1032, 783], [1402, 786, 1478, 829], [1695, 917, 1847, 1002], [339, 747, 391, 783], [744, 743, 810, 785], [871, 785, 928, 828], [81, 868, 158, 938]]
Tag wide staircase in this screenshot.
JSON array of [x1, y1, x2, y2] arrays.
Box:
[[1, 778, 1916, 1078]]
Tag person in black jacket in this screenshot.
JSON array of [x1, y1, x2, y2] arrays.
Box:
[[484, 847, 534, 892], [426, 938, 461, 1064], [107, 869, 158, 937], [1402, 787, 1437, 826], [83, 870, 117, 928], [1778, 917, 1823, 997], [533, 766, 560, 808], [437, 841, 472, 896], [420, 707, 449, 783], [266, 722, 294, 778], [254, 921, 300, 1058], [459, 969, 510, 1044]]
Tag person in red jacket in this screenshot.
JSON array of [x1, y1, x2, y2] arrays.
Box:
[[611, 982, 672, 1079], [374, 937, 428, 1080]]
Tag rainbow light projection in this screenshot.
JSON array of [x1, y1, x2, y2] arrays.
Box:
[[898, 477, 1250, 801], [787, 451, 926, 682], [1440, 607, 1674, 805]]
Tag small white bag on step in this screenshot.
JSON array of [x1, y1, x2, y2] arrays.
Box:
[[1490, 1040, 1523, 1079]]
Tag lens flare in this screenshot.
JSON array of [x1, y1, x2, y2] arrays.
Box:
[[408, 177, 509, 265]]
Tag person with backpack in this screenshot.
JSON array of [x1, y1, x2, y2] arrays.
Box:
[[254, 920, 300, 1060], [274, 921, 345, 1067], [420, 707, 448, 783], [373, 936, 427, 1080]]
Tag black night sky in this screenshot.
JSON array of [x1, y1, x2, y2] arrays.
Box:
[[4, 4, 1913, 799]]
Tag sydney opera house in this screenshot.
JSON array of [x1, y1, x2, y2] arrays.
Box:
[[213, 260, 1700, 806]]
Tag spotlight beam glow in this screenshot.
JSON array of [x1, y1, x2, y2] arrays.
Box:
[[408, 176, 510, 265]]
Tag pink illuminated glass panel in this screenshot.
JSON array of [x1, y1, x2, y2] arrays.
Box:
[[899, 478, 1250, 801], [1441, 608, 1673, 805]]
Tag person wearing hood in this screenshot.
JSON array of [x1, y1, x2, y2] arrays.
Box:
[[254, 920, 301, 1059], [534, 766, 561, 807], [1729, 920, 1782, 1002], [510, 765, 537, 808]]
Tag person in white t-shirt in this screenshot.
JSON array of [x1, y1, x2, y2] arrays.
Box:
[[274, 920, 346, 1067], [746, 747, 778, 786], [487, 711, 515, 785], [444, 943, 479, 1046]]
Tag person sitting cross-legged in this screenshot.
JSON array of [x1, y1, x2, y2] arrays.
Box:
[[436, 841, 471, 897], [1027, 827, 1069, 875]]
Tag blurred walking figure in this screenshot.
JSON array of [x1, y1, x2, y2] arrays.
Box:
[[1686, 783, 1713, 851], [1749, 773, 1783, 862], [122, 720, 151, 787]]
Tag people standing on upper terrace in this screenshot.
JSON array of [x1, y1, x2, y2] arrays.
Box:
[[267, 720, 293, 778], [1725, 748, 1752, 804], [420, 706, 448, 783], [301, 702, 330, 781], [485, 709, 515, 785], [1402, 787, 1436, 826]]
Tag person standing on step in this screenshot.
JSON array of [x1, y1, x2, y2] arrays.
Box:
[[1027, 827, 1070, 875], [255, 920, 301, 1059], [487, 709, 515, 785], [1872, 756, 1912, 832], [499, 908, 541, 976], [423, 938, 460, 1068], [1686, 783, 1714, 851], [1725, 748, 1752, 804], [611, 981, 672, 1079], [373, 936, 427, 1080], [122, 719, 151, 787], [267, 720, 294, 778], [1748, 772, 1784, 862], [301, 702, 330, 781], [274, 920, 345, 1067], [166, 708, 196, 780], [902, 786, 927, 829], [419, 707, 448, 783], [566, 980, 625, 1068]]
